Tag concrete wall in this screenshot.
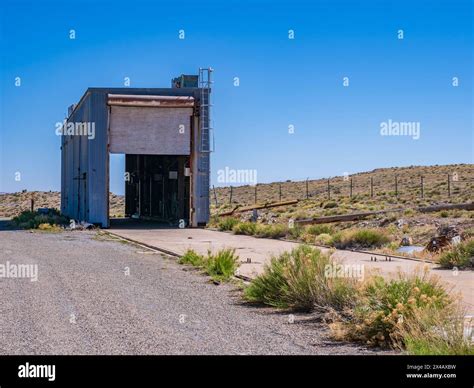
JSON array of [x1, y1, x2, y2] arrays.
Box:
[[109, 106, 193, 155]]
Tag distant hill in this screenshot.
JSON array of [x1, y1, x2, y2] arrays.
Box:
[[0, 191, 124, 218], [212, 164, 474, 212], [1, 164, 472, 219]]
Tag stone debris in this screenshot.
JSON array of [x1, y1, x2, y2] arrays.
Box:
[[69, 220, 95, 230], [400, 236, 413, 246]]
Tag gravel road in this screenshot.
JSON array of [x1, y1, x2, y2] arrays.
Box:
[[0, 230, 386, 355]]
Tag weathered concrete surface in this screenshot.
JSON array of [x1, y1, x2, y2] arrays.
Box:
[[110, 226, 300, 277], [108, 226, 474, 314]]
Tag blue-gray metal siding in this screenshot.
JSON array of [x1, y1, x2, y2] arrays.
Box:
[[61, 91, 109, 227], [87, 91, 109, 226]]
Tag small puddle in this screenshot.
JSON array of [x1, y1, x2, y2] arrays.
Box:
[[397, 245, 425, 254]]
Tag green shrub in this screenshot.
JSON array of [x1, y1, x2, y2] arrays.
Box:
[[207, 215, 219, 228], [287, 225, 304, 240], [232, 222, 257, 236], [438, 239, 474, 269], [179, 249, 239, 282], [254, 224, 287, 239], [244, 254, 289, 308], [244, 245, 357, 312], [292, 211, 310, 220], [464, 228, 474, 239], [314, 233, 333, 246], [217, 217, 239, 231], [12, 209, 68, 230], [37, 223, 63, 232], [206, 249, 239, 281], [398, 306, 474, 355], [307, 224, 334, 236], [323, 201, 338, 209], [332, 229, 390, 249], [330, 270, 452, 348], [179, 249, 205, 267]]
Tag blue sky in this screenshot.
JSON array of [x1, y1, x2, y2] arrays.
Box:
[[0, 0, 472, 194]]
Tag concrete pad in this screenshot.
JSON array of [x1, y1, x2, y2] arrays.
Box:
[[109, 226, 300, 277], [108, 226, 473, 314]]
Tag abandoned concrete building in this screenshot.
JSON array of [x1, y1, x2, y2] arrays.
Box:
[[60, 69, 212, 228]]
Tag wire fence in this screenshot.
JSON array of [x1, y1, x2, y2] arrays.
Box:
[[212, 174, 474, 208]]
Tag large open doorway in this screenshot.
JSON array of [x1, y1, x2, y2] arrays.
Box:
[[107, 94, 195, 227], [124, 154, 190, 225]]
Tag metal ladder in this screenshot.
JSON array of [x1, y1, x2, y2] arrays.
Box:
[[199, 67, 214, 153]]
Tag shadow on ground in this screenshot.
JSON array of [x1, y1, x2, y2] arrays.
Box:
[[109, 218, 180, 230], [0, 219, 20, 231]]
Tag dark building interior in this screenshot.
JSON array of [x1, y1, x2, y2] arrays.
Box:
[[124, 155, 190, 224]]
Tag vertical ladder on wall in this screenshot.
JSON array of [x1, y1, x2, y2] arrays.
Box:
[[199, 68, 214, 153]]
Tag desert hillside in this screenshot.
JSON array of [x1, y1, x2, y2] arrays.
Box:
[[208, 164, 474, 251], [0, 191, 125, 218], [1, 164, 472, 225], [212, 164, 473, 212]]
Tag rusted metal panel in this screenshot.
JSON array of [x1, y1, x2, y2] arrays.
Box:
[[218, 200, 299, 217], [107, 94, 195, 108], [295, 202, 474, 226]]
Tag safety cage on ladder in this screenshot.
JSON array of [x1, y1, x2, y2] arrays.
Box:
[[199, 68, 214, 153]]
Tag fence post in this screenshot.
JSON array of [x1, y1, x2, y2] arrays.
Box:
[[229, 186, 233, 204], [350, 178, 353, 199], [254, 185, 257, 204], [279, 183, 282, 201], [447, 174, 451, 197], [370, 177, 374, 198], [395, 175, 398, 197], [420, 176, 424, 199], [306, 179, 309, 199], [212, 185, 218, 207], [327, 179, 330, 200]]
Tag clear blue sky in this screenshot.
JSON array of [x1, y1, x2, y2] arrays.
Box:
[[0, 0, 472, 194]]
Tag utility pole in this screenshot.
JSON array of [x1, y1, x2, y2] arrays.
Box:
[[212, 185, 218, 207], [447, 174, 451, 197]]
